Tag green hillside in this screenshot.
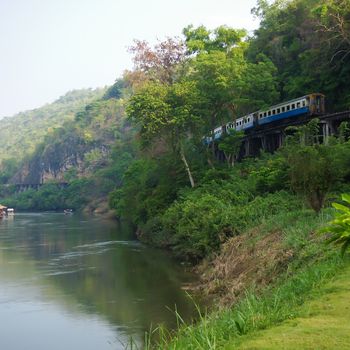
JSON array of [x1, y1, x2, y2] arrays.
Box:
[[0, 88, 105, 170]]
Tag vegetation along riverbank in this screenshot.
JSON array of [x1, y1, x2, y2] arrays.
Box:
[[1, 0, 350, 348]]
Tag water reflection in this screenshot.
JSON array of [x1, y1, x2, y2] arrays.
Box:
[[0, 213, 197, 349]]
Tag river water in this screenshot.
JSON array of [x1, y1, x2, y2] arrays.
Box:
[[0, 213, 198, 349]]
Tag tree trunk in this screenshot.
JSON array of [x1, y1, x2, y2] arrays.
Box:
[[207, 157, 215, 169], [223, 152, 231, 167], [231, 156, 235, 167], [180, 147, 195, 188]]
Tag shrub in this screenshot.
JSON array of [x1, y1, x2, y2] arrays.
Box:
[[163, 193, 232, 261], [321, 193, 350, 255]]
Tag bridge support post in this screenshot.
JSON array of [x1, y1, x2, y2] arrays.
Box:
[[278, 132, 284, 148], [244, 139, 250, 157], [322, 121, 331, 145]]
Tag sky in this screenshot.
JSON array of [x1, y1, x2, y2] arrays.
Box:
[[0, 0, 259, 118]]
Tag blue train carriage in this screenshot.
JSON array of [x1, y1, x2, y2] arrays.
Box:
[[256, 93, 325, 126], [203, 125, 224, 145], [225, 112, 255, 133]]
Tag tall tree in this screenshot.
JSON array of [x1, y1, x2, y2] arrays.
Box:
[[249, 0, 350, 110], [127, 81, 202, 187], [127, 38, 186, 85]]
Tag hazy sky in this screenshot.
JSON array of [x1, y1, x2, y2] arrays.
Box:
[[0, 0, 259, 117]]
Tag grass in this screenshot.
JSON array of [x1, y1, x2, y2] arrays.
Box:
[[236, 264, 350, 349], [148, 256, 347, 349], [147, 206, 348, 349]]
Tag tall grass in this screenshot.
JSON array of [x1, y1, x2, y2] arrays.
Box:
[[148, 256, 344, 349], [146, 206, 346, 349]]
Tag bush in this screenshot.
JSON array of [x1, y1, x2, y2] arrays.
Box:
[[321, 194, 350, 255], [163, 193, 232, 261], [161, 188, 301, 261]]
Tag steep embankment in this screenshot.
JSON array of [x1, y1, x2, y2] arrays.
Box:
[[150, 201, 348, 349]]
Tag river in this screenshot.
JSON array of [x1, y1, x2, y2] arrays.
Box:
[[0, 213, 198, 349]]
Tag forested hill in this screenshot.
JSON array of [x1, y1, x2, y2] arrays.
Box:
[[0, 88, 105, 173], [0, 80, 135, 213]]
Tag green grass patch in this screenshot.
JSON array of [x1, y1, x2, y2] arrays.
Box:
[[237, 264, 350, 350]]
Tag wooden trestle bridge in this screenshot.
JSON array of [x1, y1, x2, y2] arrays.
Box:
[[215, 110, 350, 160]]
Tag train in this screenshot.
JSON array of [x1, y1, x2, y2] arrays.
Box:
[[205, 93, 325, 143]]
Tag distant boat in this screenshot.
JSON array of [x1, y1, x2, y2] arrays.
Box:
[[64, 209, 73, 215]]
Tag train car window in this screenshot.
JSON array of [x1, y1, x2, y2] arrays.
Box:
[[282, 106, 285, 112], [264, 112, 267, 117], [302, 100, 306, 107], [272, 110, 276, 115], [292, 104, 295, 109], [268, 111, 271, 116], [287, 105, 290, 111], [297, 102, 300, 108], [277, 108, 280, 113]]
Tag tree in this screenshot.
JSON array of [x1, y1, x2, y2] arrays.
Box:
[[189, 48, 278, 159], [127, 81, 202, 187], [103, 79, 126, 100], [287, 145, 336, 212], [249, 0, 350, 110], [183, 25, 247, 54], [127, 38, 186, 85], [183, 25, 278, 145], [314, 0, 350, 63], [283, 119, 338, 212], [218, 130, 244, 167]]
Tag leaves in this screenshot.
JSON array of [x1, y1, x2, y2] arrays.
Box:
[[321, 194, 350, 256]]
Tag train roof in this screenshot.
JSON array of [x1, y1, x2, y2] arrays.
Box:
[[259, 93, 325, 111], [223, 93, 325, 124]]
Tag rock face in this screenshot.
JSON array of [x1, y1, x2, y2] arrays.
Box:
[[8, 96, 128, 186], [10, 132, 109, 184]]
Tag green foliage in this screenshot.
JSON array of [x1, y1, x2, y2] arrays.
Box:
[[161, 183, 300, 261], [218, 129, 244, 166], [339, 121, 350, 142], [183, 25, 247, 54], [287, 145, 336, 212], [109, 155, 188, 225], [321, 194, 350, 256], [0, 158, 19, 184], [248, 0, 350, 109], [0, 88, 105, 168], [162, 193, 232, 260], [188, 47, 278, 131], [103, 79, 126, 100], [250, 154, 289, 194]]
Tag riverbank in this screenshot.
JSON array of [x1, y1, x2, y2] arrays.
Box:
[[237, 264, 350, 349], [148, 205, 348, 349]]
